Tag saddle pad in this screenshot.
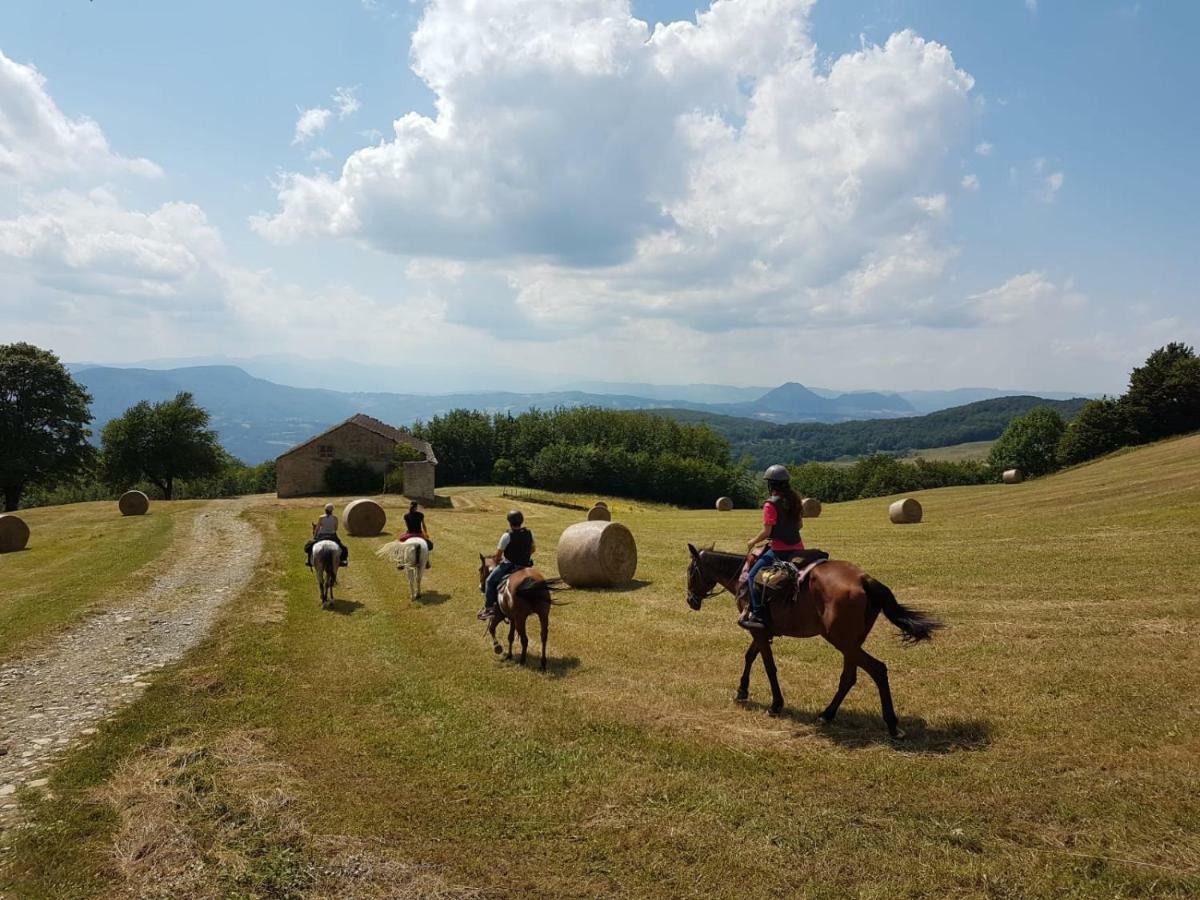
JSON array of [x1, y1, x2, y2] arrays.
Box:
[[753, 558, 829, 595]]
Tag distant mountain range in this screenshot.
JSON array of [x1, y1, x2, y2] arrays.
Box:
[[68, 363, 1092, 465]]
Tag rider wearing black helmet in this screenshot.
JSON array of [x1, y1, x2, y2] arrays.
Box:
[[740, 464, 805, 631], [477, 509, 537, 620]]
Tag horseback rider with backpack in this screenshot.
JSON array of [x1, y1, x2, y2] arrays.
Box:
[[477, 509, 536, 620], [739, 465, 805, 631]]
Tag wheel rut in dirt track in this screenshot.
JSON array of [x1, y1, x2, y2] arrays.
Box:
[[0, 498, 263, 835]]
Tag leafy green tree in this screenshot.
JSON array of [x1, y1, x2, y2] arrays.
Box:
[[0, 343, 94, 510], [324, 458, 381, 495], [1057, 397, 1137, 466], [1123, 343, 1200, 442], [988, 407, 1066, 477], [413, 409, 495, 484], [100, 392, 223, 499]]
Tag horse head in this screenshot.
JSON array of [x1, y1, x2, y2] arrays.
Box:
[[477, 553, 493, 593], [686, 543, 714, 611]]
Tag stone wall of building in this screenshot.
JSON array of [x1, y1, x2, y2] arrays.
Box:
[[276, 422, 396, 498], [402, 461, 436, 501]]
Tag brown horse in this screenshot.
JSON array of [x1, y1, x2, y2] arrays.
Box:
[[685, 545, 941, 738], [477, 554, 562, 671]]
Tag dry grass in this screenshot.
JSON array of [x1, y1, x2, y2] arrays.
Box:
[[4, 435, 1200, 897]]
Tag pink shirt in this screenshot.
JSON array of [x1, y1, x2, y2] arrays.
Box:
[[763, 501, 804, 552]]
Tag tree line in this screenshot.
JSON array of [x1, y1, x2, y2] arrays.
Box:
[[1, 343, 272, 510], [986, 342, 1200, 477], [408, 407, 759, 507]]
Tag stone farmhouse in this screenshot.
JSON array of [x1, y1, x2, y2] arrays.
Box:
[[275, 414, 437, 500]]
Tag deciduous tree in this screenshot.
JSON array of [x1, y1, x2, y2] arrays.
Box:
[[100, 392, 223, 499], [0, 343, 94, 510]]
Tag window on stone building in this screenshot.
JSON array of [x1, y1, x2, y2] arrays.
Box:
[[318, 444, 335, 459]]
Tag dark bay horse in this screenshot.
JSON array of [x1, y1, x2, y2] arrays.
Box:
[[478, 555, 562, 671], [685, 545, 941, 738]]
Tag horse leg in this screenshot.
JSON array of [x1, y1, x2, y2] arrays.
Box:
[[759, 637, 785, 717], [488, 617, 503, 655], [506, 621, 515, 660], [518, 617, 529, 666], [735, 640, 759, 703], [538, 607, 549, 672], [817, 654, 857, 725], [852, 648, 902, 738]]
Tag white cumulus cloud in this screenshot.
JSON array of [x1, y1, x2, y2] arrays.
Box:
[[253, 0, 976, 332], [0, 51, 162, 183], [292, 106, 332, 144], [961, 173, 980, 191], [333, 86, 360, 118]]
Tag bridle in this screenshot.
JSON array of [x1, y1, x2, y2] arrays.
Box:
[[686, 553, 730, 610]]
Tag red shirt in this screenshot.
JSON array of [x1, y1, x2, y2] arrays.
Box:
[[763, 501, 804, 552]]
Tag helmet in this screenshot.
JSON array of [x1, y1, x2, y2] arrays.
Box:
[[324, 503, 334, 514], [506, 509, 524, 527], [763, 464, 790, 483]]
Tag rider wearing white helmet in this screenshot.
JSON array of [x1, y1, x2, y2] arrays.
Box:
[[740, 464, 805, 631]]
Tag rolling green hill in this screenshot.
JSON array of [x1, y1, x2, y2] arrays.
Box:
[[655, 395, 1088, 465]]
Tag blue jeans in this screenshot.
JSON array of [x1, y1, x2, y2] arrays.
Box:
[[484, 560, 518, 608], [748, 549, 800, 615]]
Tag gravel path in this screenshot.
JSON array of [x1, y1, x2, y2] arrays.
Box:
[[0, 499, 262, 835]]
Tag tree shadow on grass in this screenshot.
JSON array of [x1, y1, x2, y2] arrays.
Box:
[[740, 701, 993, 753], [326, 598, 364, 616], [412, 591, 450, 606]]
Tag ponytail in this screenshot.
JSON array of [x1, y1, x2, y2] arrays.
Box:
[[770, 483, 802, 518]]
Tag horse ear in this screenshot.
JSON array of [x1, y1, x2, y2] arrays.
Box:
[[687, 543, 699, 559]]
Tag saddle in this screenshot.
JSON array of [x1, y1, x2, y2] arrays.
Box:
[[738, 549, 830, 605]]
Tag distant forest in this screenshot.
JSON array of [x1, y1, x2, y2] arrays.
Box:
[[656, 395, 1089, 466]]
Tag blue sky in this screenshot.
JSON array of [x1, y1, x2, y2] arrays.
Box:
[[2, 0, 1196, 393]]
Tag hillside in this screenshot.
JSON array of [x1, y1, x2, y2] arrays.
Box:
[[655, 395, 1089, 465], [9, 435, 1199, 897]]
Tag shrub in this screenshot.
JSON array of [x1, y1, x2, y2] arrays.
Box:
[[324, 459, 381, 495]]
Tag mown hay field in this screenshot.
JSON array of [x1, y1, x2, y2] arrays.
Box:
[[0, 500, 200, 662], [4, 436, 1199, 897]]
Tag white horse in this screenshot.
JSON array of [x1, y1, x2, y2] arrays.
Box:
[[312, 539, 340, 607], [397, 537, 430, 600]]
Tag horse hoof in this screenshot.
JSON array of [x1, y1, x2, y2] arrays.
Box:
[[733, 691, 749, 703], [890, 728, 907, 742], [815, 715, 832, 727], [767, 706, 783, 718], [492, 645, 502, 655]]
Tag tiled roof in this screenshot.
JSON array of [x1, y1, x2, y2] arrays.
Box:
[[276, 414, 437, 464]]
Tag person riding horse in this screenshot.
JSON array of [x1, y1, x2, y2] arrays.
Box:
[[398, 501, 433, 570], [477, 509, 536, 620], [304, 503, 348, 568], [740, 464, 805, 630]]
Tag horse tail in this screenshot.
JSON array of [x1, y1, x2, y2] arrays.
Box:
[[862, 575, 940, 644], [517, 577, 569, 605]]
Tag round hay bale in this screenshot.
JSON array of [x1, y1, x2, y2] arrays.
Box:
[[0, 514, 30, 553], [343, 498, 386, 536], [556, 520, 637, 588], [1002, 468, 1024, 485], [593, 500, 608, 509], [800, 497, 822, 518], [118, 490, 150, 516], [889, 498, 923, 525], [586, 504, 612, 522], [715, 496, 733, 512]]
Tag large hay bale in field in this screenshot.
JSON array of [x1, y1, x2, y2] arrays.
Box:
[[343, 499, 386, 536], [0, 514, 30, 553], [593, 500, 608, 509], [118, 490, 150, 516], [889, 498, 923, 525], [586, 504, 612, 522], [801, 497, 822, 518], [557, 520, 637, 588], [715, 496, 733, 511], [1002, 469, 1024, 484]]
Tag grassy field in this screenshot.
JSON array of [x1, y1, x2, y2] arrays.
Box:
[[903, 440, 995, 462], [0, 500, 201, 662], [3, 436, 1199, 897]]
